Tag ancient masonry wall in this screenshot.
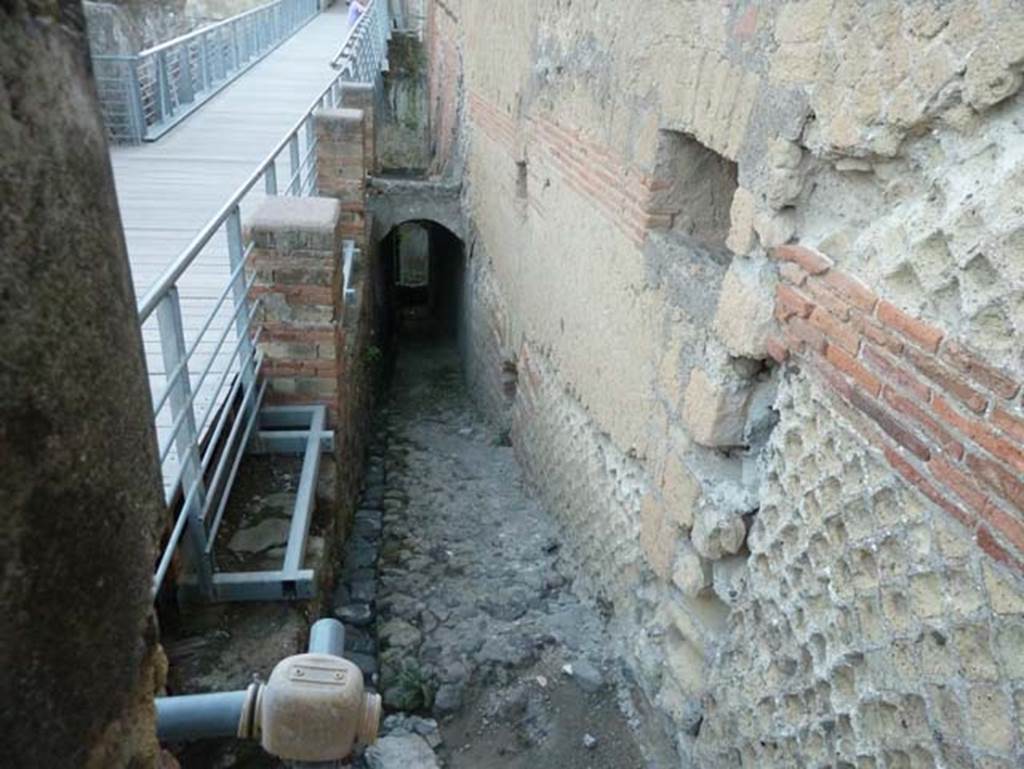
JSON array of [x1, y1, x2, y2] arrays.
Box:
[[314, 98, 380, 508], [248, 198, 345, 424], [423, 0, 1024, 765], [424, 0, 463, 178]]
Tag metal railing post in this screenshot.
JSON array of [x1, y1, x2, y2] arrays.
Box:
[[177, 45, 194, 105], [226, 207, 257, 421], [155, 50, 171, 124], [265, 159, 278, 195], [156, 288, 214, 598], [127, 59, 147, 143], [231, 20, 240, 70], [303, 116, 317, 194], [215, 28, 224, 80], [288, 133, 301, 195], [199, 33, 211, 92]]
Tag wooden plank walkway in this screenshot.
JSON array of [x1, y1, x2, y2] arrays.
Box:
[[110, 4, 350, 496]]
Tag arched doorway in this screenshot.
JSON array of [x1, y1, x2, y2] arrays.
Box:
[[376, 219, 466, 354]]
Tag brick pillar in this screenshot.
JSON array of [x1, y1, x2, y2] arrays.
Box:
[[313, 105, 376, 508], [247, 197, 343, 424], [316, 108, 369, 251], [341, 82, 376, 173]]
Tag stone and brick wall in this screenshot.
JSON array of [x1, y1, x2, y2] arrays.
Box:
[[771, 244, 1024, 575], [313, 98, 379, 509], [248, 197, 345, 423], [379, 32, 432, 173], [423, 0, 1024, 763], [246, 99, 380, 513], [425, 0, 463, 177], [699, 372, 1024, 767]]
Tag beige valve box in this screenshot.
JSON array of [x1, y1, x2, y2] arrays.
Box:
[[259, 652, 381, 762]]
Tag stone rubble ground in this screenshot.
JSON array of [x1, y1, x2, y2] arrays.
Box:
[[331, 342, 662, 769]]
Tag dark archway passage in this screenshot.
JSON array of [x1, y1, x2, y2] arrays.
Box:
[[376, 219, 466, 356]]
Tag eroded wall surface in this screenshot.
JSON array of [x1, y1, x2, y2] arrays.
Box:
[[423, 1, 1024, 766], [1, 3, 166, 766]]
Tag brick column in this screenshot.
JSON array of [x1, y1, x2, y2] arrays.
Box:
[[313, 104, 377, 509], [315, 107, 368, 251], [247, 196, 343, 424], [341, 82, 376, 173]]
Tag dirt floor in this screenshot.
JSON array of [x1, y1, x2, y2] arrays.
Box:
[[359, 339, 675, 769], [161, 338, 676, 768]]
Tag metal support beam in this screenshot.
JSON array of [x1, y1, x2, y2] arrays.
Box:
[[249, 429, 334, 455], [282, 406, 325, 578]]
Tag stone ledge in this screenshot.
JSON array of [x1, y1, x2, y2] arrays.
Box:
[[248, 196, 342, 235]]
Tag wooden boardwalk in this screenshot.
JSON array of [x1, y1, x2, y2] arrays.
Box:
[[110, 4, 350, 495]]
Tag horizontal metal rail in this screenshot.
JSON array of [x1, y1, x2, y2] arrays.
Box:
[[142, 0, 389, 601], [94, 0, 321, 143]]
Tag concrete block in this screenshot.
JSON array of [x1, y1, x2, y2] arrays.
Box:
[[691, 506, 747, 561], [639, 493, 676, 581], [340, 82, 375, 110], [662, 452, 701, 530], [682, 367, 753, 448], [248, 196, 342, 246], [725, 186, 756, 255], [964, 44, 1022, 110], [315, 107, 366, 136], [711, 555, 748, 605], [672, 542, 712, 597], [713, 259, 777, 358]]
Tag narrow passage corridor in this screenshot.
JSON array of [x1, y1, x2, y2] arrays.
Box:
[[337, 341, 661, 769]]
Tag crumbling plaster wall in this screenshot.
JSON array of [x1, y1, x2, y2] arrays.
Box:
[[427, 0, 1024, 765], [379, 32, 433, 173], [425, 0, 464, 178]]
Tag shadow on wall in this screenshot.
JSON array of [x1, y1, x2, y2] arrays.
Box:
[[376, 220, 466, 354]]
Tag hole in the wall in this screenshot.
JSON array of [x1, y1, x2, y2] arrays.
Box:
[[648, 130, 738, 251], [515, 159, 528, 199]]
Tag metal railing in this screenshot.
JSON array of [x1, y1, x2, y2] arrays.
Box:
[[145, 0, 389, 599], [94, 0, 321, 143], [331, 0, 390, 79]]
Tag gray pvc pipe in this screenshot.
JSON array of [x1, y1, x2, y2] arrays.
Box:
[[155, 690, 248, 742], [308, 617, 345, 657]]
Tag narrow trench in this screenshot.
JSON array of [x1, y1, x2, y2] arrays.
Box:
[[333, 223, 656, 768]]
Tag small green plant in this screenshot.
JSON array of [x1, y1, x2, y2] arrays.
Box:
[[364, 344, 383, 364], [390, 660, 434, 712]]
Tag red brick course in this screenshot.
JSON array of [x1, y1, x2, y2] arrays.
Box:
[[771, 243, 1024, 573], [468, 90, 672, 248]]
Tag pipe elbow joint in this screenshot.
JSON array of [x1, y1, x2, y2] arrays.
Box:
[[254, 652, 382, 762]]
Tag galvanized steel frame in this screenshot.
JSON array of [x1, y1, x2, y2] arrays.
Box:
[[94, 0, 322, 143], [144, 0, 388, 603]]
